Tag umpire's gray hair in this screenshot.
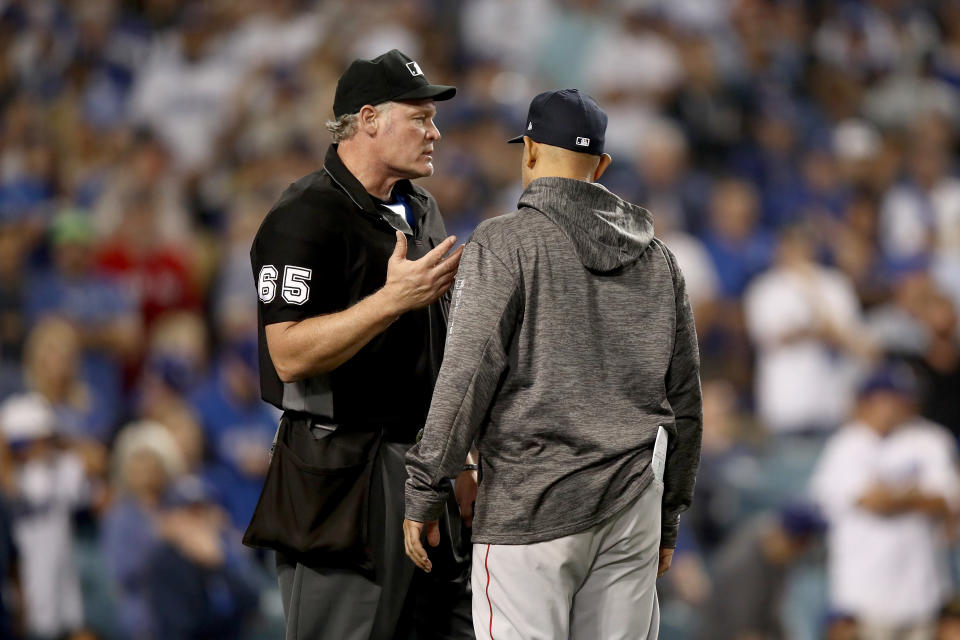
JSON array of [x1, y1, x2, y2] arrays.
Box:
[[325, 102, 394, 143]]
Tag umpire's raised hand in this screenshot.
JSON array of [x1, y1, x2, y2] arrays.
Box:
[[381, 231, 463, 312]]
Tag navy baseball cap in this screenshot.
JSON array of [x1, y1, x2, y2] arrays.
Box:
[[508, 89, 607, 156], [778, 503, 826, 537], [333, 49, 456, 118], [857, 363, 918, 399]]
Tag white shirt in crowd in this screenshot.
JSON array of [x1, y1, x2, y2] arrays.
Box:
[[809, 419, 960, 626], [13, 453, 89, 637], [130, 34, 245, 171], [744, 265, 865, 433], [879, 178, 960, 261]]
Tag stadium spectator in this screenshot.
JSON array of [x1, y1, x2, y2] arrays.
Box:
[[190, 338, 277, 528], [745, 225, 876, 434], [95, 190, 201, 327], [703, 178, 774, 300], [898, 286, 960, 440], [208, 190, 265, 340], [18, 317, 113, 502], [614, 118, 712, 236], [459, 0, 556, 81], [667, 31, 746, 172], [138, 311, 209, 421], [221, 0, 325, 71], [730, 95, 809, 231], [699, 177, 774, 388], [584, 7, 684, 142], [640, 154, 720, 340], [0, 99, 58, 225], [101, 420, 186, 640], [146, 398, 206, 477], [26, 209, 139, 427], [147, 475, 260, 640], [128, 4, 245, 172], [879, 132, 960, 265], [829, 190, 888, 308], [26, 209, 141, 364], [694, 504, 825, 640], [686, 376, 759, 554], [0, 392, 89, 640], [810, 364, 960, 637], [867, 264, 939, 357], [93, 128, 190, 246]]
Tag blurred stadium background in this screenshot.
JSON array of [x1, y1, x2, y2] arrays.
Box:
[[0, 0, 959, 638]]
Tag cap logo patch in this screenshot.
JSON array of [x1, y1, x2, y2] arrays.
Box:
[[527, 122, 533, 130], [576, 137, 590, 146], [406, 61, 423, 77]]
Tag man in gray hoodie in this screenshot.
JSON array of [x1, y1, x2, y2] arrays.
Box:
[[403, 89, 702, 639]]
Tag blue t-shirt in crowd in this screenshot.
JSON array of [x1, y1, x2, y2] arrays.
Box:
[[703, 230, 776, 299], [190, 362, 280, 527]]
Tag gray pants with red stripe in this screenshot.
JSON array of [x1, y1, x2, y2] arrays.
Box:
[[471, 481, 663, 640]]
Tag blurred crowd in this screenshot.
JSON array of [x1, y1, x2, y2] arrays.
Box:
[[0, 0, 959, 638]]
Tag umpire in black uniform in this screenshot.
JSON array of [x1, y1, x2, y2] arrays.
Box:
[[245, 49, 475, 639]]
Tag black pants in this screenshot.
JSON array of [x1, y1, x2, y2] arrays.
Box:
[[276, 441, 474, 640]]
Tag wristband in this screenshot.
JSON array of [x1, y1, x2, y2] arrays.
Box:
[[462, 463, 479, 472]]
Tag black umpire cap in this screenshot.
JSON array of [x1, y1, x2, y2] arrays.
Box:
[[508, 89, 607, 156], [333, 49, 456, 118]]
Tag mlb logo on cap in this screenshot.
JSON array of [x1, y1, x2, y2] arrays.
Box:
[[576, 137, 590, 146], [406, 61, 423, 77]]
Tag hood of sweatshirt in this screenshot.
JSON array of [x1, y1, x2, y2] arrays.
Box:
[[518, 176, 654, 273]]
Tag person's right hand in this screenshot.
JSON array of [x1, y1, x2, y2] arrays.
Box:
[[657, 547, 675, 578], [160, 511, 225, 568], [858, 482, 901, 515], [382, 232, 463, 313]]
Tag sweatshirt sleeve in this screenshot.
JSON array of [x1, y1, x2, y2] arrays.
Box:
[[661, 243, 703, 548], [405, 239, 522, 522]]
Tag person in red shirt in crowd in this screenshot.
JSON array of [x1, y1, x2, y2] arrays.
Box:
[[96, 187, 201, 326]]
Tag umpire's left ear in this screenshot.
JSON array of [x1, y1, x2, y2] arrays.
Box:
[[593, 153, 612, 182], [357, 103, 382, 137]]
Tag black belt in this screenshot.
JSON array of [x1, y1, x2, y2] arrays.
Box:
[[280, 411, 418, 445]]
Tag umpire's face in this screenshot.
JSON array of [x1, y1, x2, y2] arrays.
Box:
[[376, 99, 441, 179]]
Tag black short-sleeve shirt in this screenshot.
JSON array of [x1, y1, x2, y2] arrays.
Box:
[[250, 145, 451, 442]]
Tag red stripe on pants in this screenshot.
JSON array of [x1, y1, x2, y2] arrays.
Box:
[[485, 544, 495, 639]]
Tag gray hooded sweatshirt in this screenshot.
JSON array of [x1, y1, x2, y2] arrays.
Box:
[[405, 176, 702, 547]]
